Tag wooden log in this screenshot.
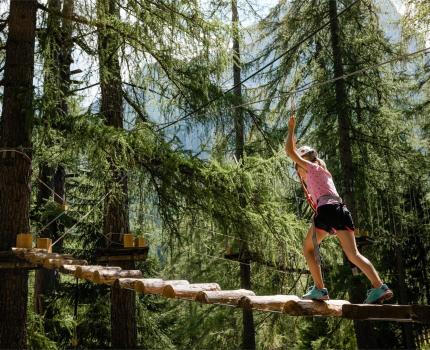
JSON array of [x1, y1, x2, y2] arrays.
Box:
[[0, 251, 38, 269], [12, 247, 65, 257], [196, 289, 256, 306], [11, 247, 30, 258], [239, 295, 301, 312], [93, 269, 143, 285], [42, 258, 88, 269], [117, 278, 164, 292], [18, 249, 75, 265], [342, 304, 430, 323], [411, 305, 430, 324], [283, 299, 350, 317], [74, 265, 121, 280], [135, 279, 189, 295], [162, 283, 221, 299], [25, 251, 63, 265], [60, 264, 82, 274]]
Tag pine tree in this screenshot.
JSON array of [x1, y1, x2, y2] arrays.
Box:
[[0, 0, 37, 347], [97, 0, 137, 347]]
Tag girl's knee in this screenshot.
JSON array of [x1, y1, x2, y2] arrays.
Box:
[[303, 242, 314, 257], [346, 251, 365, 264]]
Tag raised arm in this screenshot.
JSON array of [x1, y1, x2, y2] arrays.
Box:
[[285, 115, 312, 170]]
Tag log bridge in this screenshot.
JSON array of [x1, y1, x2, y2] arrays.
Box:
[[5, 248, 430, 324]]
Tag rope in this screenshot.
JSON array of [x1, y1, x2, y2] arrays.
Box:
[[51, 174, 127, 247], [36, 177, 65, 205], [179, 250, 308, 277], [0, 148, 32, 163], [219, 46, 430, 113], [155, 0, 361, 132]]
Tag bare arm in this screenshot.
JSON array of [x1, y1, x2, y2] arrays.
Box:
[[285, 115, 312, 170]]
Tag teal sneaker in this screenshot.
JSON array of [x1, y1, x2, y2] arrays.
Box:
[[364, 284, 393, 304], [302, 286, 329, 301]]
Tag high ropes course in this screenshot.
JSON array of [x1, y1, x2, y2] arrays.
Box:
[[1, 245, 429, 324], [1, 0, 430, 338]]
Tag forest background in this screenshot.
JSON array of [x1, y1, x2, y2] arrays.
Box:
[[0, 0, 429, 349]]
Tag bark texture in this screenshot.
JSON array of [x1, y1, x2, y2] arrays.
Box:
[[0, 1, 37, 348], [97, 0, 136, 347], [232, 1, 255, 348], [34, 0, 73, 317], [328, 1, 378, 348]]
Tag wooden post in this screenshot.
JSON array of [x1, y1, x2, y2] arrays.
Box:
[[123, 234, 134, 248], [16, 233, 33, 249], [134, 237, 145, 247], [36, 238, 52, 252]]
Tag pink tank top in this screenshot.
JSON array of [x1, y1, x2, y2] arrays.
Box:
[[305, 162, 341, 207]]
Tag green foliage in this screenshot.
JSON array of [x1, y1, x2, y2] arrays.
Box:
[[12, 0, 429, 348]]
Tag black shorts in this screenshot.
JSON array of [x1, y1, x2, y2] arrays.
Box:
[[314, 203, 355, 234]]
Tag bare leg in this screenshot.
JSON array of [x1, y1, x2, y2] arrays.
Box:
[[336, 229, 382, 288], [303, 224, 329, 289]]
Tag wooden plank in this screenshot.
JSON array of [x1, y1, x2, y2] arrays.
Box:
[[239, 295, 300, 313], [0, 250, 38, 269], [138, 279, 189, 295], [60, 264, 81, 274], [42, 258, 88, 269], [93, 269, 142, 285], [196, 289, 256, 306], [342, 304, 430, 323], [0, 261, 38, 269], [21, 250, 74, 265], [162, 283, 221, 299], [117, 278, 164, 291], [411, 305, 430, 324], [74, 265, 121, 280], [283, 299, 349, 317]]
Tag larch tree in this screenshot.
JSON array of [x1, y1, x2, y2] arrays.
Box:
[[255, 0, 427, 347], [231, 0, 256, 348], [34, 0, 74, 320], [97, 0, 136, 347], [0, 0, 38, 348]]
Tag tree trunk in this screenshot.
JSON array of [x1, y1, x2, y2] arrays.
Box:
[[97, 0, 137, 347], [34, 0, 73, 318], [232, 1, 256, 349], [0, 1, 37, 348], [328, 0, 377, 348]]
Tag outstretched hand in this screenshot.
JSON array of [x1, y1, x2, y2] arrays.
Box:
[[288, 114, 296, 130]]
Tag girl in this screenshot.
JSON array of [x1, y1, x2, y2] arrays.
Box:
[[285, 114, 393, 304]]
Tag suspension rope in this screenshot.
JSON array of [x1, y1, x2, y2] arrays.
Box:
[[51, 174, 127, 247], [217, 46, 430, 113], [0, 148, 32, 163]]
